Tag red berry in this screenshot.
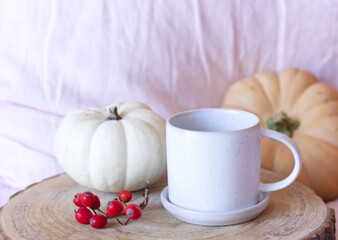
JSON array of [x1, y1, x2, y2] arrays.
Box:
[[91, 195, 101, 210], [118, 190, 132, 203], [106, 200, 124, 217], [73, 193, 83, 207], [90, 214, 107, 229], [125, 204, 142, 220], [75, 207, 93, 224], [81, 191, 95, 208]]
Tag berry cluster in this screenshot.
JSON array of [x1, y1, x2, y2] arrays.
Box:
[[73, 181, 150, 229]]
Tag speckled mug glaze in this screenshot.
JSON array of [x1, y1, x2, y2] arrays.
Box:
[[166, 109, 302, 213]]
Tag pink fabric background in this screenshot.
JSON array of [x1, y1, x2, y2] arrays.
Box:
[[0, 0, 337, 235]]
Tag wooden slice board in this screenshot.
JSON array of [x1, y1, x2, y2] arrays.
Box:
[[0, 169, 335, 240]]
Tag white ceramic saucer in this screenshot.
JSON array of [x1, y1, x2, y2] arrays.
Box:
[[160, 186, 271, 226]]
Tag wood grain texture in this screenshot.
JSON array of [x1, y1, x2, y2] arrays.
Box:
[[0, 169, 335, 240]]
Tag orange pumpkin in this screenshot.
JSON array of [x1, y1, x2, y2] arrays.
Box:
[[223, 68, 338, 201]]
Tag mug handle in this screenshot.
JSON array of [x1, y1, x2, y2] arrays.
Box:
[[259, 128, 302, 192]]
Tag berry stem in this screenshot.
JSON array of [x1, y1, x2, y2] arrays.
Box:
[[97, 209, 114, 218], [116, 218, 130, 226], [88, 208, 97, 215], [139, 181, 151, 210], [97, 209, 106, 215]]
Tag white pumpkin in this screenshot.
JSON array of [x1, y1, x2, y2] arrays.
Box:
[[54, 102, 166, 192]]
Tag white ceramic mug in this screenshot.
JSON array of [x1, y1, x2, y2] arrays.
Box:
[[166, 108, 302, 212]]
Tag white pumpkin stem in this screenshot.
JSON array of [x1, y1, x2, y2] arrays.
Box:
[[106, 106, 122, 120], [266, 112, 299, 138]]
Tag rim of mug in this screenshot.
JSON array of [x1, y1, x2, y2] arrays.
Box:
[[167, 108, 261, 133]]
